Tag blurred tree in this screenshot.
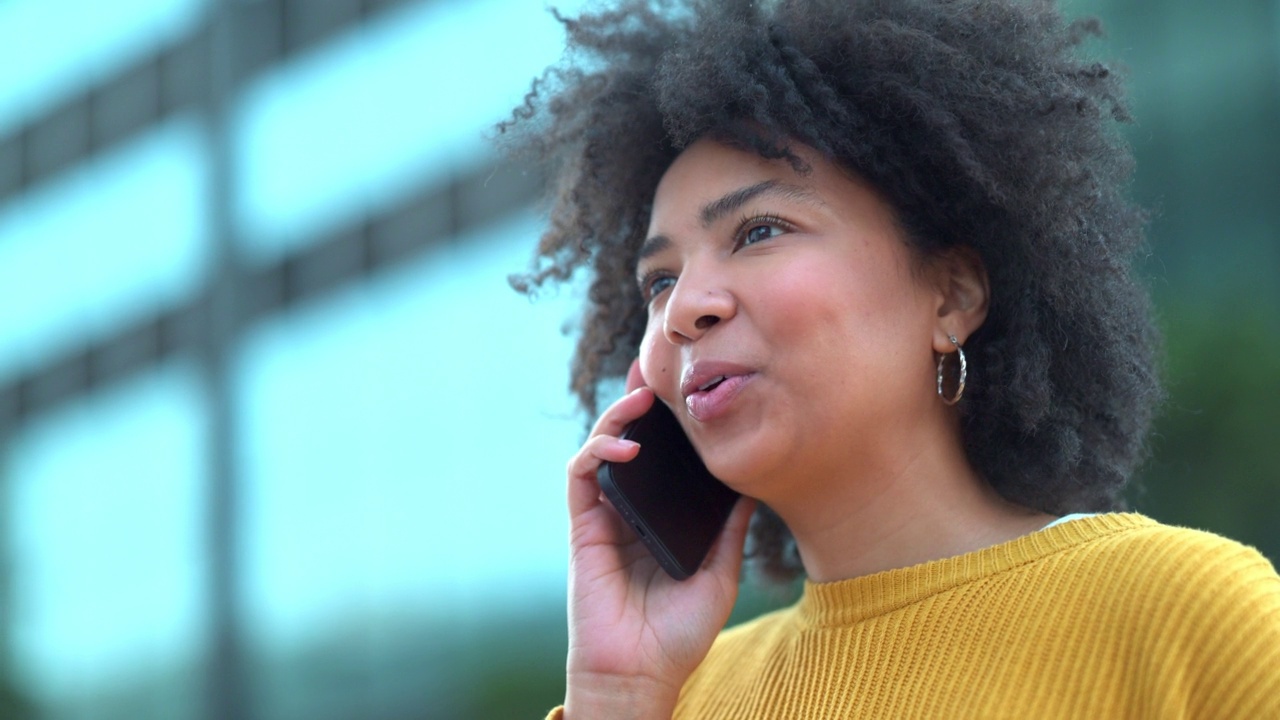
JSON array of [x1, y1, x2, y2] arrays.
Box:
[[0, 676, 36, 720], [1086, 0, 1280, 565], [453, 606, 568, 719], [1130, 300, 1280, 563]]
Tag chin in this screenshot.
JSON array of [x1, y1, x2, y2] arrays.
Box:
[[700, 444, 771, 494], [687, 415, 766, 481]]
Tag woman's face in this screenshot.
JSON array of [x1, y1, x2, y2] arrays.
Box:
[[638, 139, 951, 501]]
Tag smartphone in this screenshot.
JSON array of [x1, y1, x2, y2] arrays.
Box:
[[597, 399, 741, 580]]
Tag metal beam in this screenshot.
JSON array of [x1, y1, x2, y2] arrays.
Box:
[[0, 161, 542, 430], [0, 0, 421, 202], [204, 0, 244, 715]]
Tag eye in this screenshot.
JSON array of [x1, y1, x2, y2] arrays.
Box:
[[638, 271, 676, 304], [735, 215, 792, 249]]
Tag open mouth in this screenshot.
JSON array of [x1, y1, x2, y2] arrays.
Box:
[[698, 375, 728, 393], [684, 372, 753, 422], [680, 362, 756, 420]]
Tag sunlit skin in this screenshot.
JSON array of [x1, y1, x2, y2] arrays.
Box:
[[560, 139, 1053, 720]]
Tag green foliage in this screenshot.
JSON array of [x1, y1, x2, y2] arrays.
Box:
[[448, 605, 568, 719], [728, 574, 803, 628], [0, 676, 36, 720], [1129, 300, 1280, 564], [1069, 0, 1280, 567]]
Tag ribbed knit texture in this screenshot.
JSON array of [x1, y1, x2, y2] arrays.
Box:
[[675, 514, 1280, 718], [545, 514, 1280, 719]]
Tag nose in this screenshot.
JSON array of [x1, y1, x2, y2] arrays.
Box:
[[662, 263, 737, 343]]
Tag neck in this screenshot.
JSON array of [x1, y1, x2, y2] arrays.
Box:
[[762, 419, 1053, 583]]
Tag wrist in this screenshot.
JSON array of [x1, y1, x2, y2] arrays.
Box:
[[563, 672, 679, 720]]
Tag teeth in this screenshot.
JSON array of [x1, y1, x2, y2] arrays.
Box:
[[699, 375, 727, 392]]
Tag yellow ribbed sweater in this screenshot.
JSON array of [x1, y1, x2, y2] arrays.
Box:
[[547, 514, 1280, 719]]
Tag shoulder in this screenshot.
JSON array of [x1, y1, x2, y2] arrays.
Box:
[[1062, 515, 1279, 591], [713, 602, 798, 649], [1041, 515, 1280, 624], [1082, 517, 1280, 716], [682, 602, 799, 689]]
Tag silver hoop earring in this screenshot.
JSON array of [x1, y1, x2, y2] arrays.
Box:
[[937, 334, 967, 405]]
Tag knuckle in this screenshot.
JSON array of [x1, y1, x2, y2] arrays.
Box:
[[567, 439, 605, 477]]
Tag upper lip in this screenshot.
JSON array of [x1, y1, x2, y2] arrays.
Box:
[[680, 360, 756, 399]]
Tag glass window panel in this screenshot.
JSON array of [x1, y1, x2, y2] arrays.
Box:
[[6, 362, 206, 720], [0, 118, 209, 382], [238, 210, 579, 648], [233, 0, 586, 259], [0, 0, 206, 133], [237, 211, 580, 717]]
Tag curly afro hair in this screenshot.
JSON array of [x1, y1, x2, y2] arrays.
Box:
[[499, 0, 1162, 579]]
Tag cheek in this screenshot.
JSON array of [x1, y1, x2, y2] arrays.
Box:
[[757, 261, 923, 366], [638, 320, 675, 389], [757, 263, 857, 331], [781, 247, 920, 320]]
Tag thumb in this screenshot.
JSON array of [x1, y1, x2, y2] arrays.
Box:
[[704, 496, 757, 578]]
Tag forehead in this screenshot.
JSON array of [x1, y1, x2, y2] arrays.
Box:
[[650, 140, 803, 219], [646, 138, 899, 239]]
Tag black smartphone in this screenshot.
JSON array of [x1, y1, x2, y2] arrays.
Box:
[[597, 399, 741, 580]]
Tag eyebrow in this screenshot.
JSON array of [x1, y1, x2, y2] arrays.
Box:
[[698, 179, 818, 227], [637, 180, 822, 263], [637, 234, 671, 264]]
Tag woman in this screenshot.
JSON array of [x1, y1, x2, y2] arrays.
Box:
[[500, 0, 1280, 717]]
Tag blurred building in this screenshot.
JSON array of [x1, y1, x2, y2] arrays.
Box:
[[2, 1, 1277, 719], [0, 1, 583, 718]]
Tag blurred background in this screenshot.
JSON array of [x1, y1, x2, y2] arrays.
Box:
[[0, 0, 1275, 718]]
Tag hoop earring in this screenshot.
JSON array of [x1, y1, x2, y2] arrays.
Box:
[[937, 335, 967, 405]]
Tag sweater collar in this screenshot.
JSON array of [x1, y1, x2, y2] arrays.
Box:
[[795, 513, 1155, 627]]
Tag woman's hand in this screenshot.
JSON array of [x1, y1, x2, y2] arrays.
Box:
[[562, 360, 756, 720]]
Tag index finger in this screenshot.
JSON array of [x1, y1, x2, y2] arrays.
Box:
[[587, 385, 655, 441]]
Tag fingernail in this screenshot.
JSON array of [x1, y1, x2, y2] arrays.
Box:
[[616, 439, 640, 451]]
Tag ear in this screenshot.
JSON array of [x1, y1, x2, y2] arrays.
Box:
[[928, 246, 989, 353]]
